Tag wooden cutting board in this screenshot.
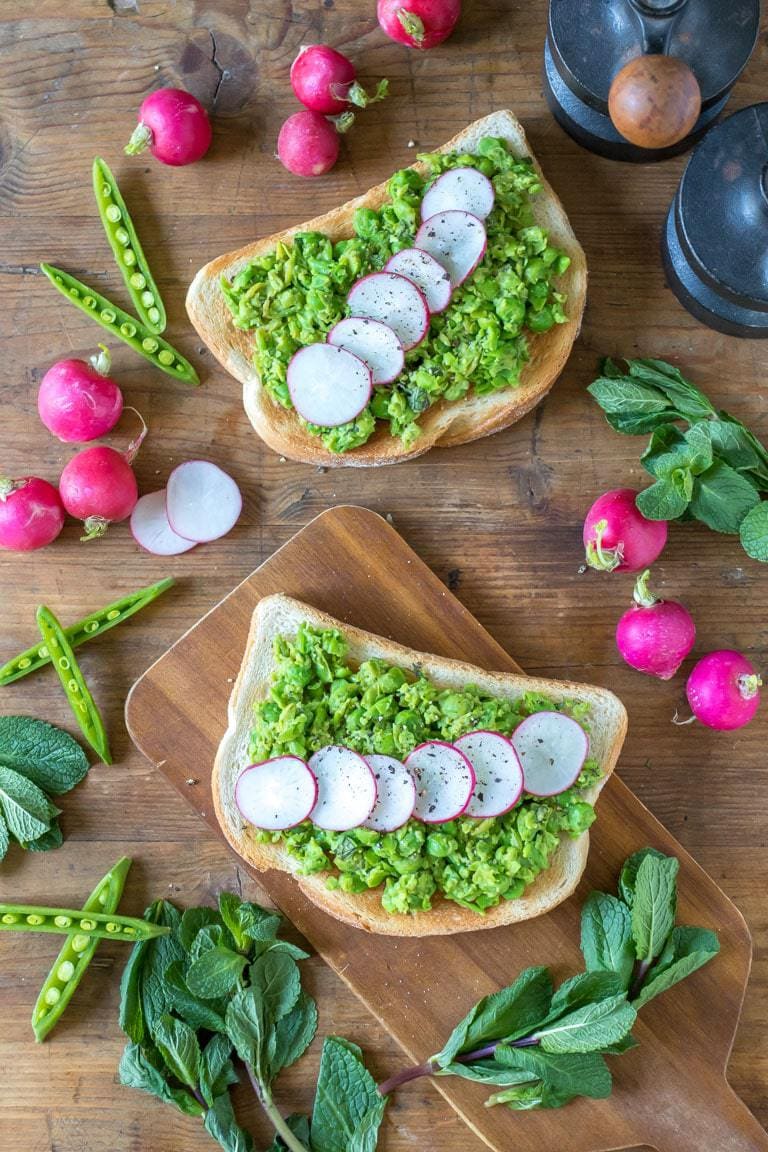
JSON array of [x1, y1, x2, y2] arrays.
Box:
[[125, 505, 766, 1152]]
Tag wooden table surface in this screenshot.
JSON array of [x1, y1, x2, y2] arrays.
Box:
[[0, 3, 766, 1151]]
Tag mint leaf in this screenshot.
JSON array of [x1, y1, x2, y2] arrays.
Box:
[[151, 1014, 201, 1089], [226, 986, 269, 1085], [438, 1060, 539, 1087], [179, 906, 221, 951], [546, 971, 624, 1019], [118, 1042, 204, 1117], [709, 418, 768, 482], [642, 423, 712, 480], [311, 1037, 386, 1152], [495, 1046, 612, 1099], [186, 947, 248, 999], [268, 990, 318, 1081], [486, 1081, 575, 1110], [137, 901, 185, 1038], [531, 994, 636, 1053], [250, 951, 301, 1023], [0, 716, 88, 795], [580, 891, 635, 989], [25, 818, 64, 852], [627, 359, 715, 421], [740, 502, 768, 561], [164, 960, 227, 1033], [0, 764, 59, 844], [0, 811, 9, 862], [204, 1092, 254, 1152], [433, 966, 553, 1066], [631, 854, 678, 963], [618, 847, 667, 907], [199, 1034, 238, 1107], [689, 460, 760, 534], [636, 475, 691, 521], [633, 926, 719, 1008]]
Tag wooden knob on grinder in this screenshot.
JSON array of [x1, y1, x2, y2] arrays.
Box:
[[608, 54, 702, 150]]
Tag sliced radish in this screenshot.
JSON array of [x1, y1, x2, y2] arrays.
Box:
[[130, 490, 197, 556], [415, 211, 487, 287], [347, 272, 429, 351], [384, 248, 453, 314], [405, 741, 475, 824], [287, 344, 372, 427], [235, 756, 317, 831], [511, 712, 589, 798], [454, 730, 524, 819], [421, 167, 495, 222], [362, 755, 416, 833], [166, 461, 242, 544], [308, 745, 377, 831], [327, 317, 404, 386]]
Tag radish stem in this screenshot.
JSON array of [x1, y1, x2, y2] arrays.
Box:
[[632, 568, 657, 608]]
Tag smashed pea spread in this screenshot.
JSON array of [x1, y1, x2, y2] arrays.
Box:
[[248, 624, 602, 916], [222, 137, 571, 454]]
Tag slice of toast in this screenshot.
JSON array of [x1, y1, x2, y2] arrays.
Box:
[[213, 595, 627, 937], [187, 110, 587, 468]]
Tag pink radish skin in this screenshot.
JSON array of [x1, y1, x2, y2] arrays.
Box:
[[686, 650, 762, 731], [291, 45, 357, 114], [406, 741, 475, 823], [130, 490, 196, 556], [454, 730, 524, 818], [236, 756, 318, 831], [277, 111, 340, 178], [616, 569, 696, 680], [0, 476, 65, 552], [125, 88, 212, 166], [38, 348, 123, 443], [377, 0, 461, 49], [165, 461, 242, 544], [59, 446, 138, 539], [583, 488, 668, 573]]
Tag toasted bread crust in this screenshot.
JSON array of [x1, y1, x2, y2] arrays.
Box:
[[186, 111, 587, 468], [213, 595, 627, 936]]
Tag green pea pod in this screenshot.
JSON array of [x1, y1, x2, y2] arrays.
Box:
[[93, 157, 167, 334], [0, 578, 174, 686], [0, 903, 169, 943], [32, 856, 132, 1042], [35, 605, 112, 765], [40, 263, 199, 386]]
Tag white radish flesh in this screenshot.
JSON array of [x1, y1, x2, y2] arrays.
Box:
[[421, 167, 495, 221], [347, 272, 429, 351], [327, 317, 404, 385], [384, 248, 453, 314], [235, 756, 317, 831], [362, 755, 416, 832], [454, 730, 524, 818], [287, 344, 372, 427], [415, 211, 487, 287], [511, 712, 589, 797], [166, 461, 242, 544], [308, 745, 377, 831], [406, 741, 475, 824], [130, 490, 197, 556]]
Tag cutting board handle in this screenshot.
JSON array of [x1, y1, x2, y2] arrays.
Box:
[[649, 1082, 768, 1152]]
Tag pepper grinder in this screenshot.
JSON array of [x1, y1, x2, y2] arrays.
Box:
[[544, 0, 759, 162], [663, 103, 768, 338]]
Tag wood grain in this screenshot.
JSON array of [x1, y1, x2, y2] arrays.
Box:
[[0, 2, 767, 1149]]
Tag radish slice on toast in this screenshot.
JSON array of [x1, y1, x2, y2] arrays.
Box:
[[415, 211, 486, 287], [130, 490, 197, 556], [308, 745, 377, 831], [406, 741, 475, 824], [455, 730, 524, 818], [347, 272, 429, 350], [362, 754, 416, 832], [511, 712, 589, 797], [235, 756, 317, 830], [384, 248, 452, 314], [287, 344, 372, 427], [421, 167, 495, 222], [166, 461, 242, 544], [327, 317, 404, 385]]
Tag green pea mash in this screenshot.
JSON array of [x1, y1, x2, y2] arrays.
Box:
[[248, 623, 601, 916]]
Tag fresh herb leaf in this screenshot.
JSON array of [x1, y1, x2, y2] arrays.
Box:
[[250, 950, 302, 1025], [226, 986, 269, 1086], [164, 960, 228, 1033], [266, 1115, 311, 1152], [268, 991, 318, 1081], [709, 418, 768, 482], [689, 460, 760, 534], [138, 901, 186, 1038], [580, 892, 635, 990], [179, 906, 222, 952], [642, 422, 713, 480], [618, 847, 667, 907], [631, 854, 678, 963], [311, 1037, 386, 1152], [25, 819, 64, 853], [635, 474, 691, 521], [740, 502, 768, 561], [187, 947, 249, 1000], [0, 812, 9, 862], [152, 1013, 201, 1089], [204, 1092, 254, 1152], [437, 1060, 539, 1087], [494, 1046, 612, 1100], [118, 1041, 204, 1117], [486, 1080, 576, 1110], [633, 926, 719, 1009], [199, 1034, 238, 1107], [546, 971, 624, 1018], [0, 765, 60, 844], [531, 993, 636, 1054], [627, 359, 716, 421], [433, 965, 553, 1066], [0, 716, 89, 794]]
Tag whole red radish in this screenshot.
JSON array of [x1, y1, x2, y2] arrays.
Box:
[[583, 488, 668, 573], [377, 0, 461, 49], [290, 45, 388, 115], [0, 476, 65, 552], [686, 650, 761, 731], [125, 88, 212, 167], [277, 110, 340, 177], [38, 346, 123, 443], [616, 569, 695, 680], [59, 446, 138, 540]]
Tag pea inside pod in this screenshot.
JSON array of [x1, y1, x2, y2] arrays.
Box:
[[0, 900, 170, 943], [92, 157, 167, 334]]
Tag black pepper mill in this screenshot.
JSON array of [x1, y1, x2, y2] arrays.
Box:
[[663, 103, 768, 338], [543, 0, 759, 162]]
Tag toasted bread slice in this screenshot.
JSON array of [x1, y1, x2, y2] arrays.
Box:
[[213, 595, 627, 936], [187, 110, 587, 468]]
